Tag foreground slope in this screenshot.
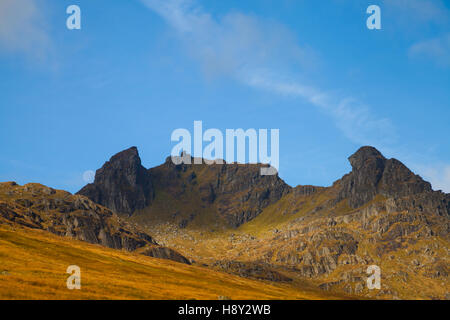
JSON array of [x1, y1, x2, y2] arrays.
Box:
[[0, 224, 335, 300]]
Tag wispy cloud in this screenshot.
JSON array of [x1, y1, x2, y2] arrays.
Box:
[[0, 0, 50, 58], [409, 33, 450, 67], [142, 0, 395, 146], [243, 72, 395, 146], [143, 0, 316, 78]]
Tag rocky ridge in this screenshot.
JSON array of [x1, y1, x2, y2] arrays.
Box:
[[78, 150, 290, 228], [71, 145, 450, 298], [0, 182, 189, 264]]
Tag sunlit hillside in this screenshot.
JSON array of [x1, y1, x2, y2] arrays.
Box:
[[0, 224, 337, 300]]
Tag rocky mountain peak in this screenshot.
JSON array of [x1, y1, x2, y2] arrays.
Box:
[[348, 146, 386, 171], [77, 147, 154, 215], [337, 146, 432, 208], [109, 146, 139, 162], [77, 145, 439, 226]]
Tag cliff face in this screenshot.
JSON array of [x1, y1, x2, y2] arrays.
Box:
[[78, 149, 290, 228], [149, 155, 291, 227], [337, 146, 433, 208], [76, 146, 448, 229], [77, 147, 154, 216]]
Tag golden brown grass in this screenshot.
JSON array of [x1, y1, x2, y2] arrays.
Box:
[[0, 224, 332, 300]]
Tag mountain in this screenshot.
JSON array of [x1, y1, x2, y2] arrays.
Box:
[[0, 181, 189, 264], [76, 146, 449, 299], [78, 149, 290, 228], [77, 147, 154, 216], [337, 146, 435, 208], [221, 146, 449, 298]]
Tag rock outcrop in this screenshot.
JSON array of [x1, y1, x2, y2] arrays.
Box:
[[148, 154, 291, 227], [212, 260, 292, 282], [0, 182, 155, 250], [78, 148, 290, 227], [337, 146, 433, 208], [0, 182, 190, 264], [140, 246, 192, 265], [77, 147, 153, 216]]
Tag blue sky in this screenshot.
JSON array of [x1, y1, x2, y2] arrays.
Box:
[[0, 0, 449, 193]]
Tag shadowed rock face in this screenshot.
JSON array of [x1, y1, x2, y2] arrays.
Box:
[[78, 148, 290, 227], [337, 146, 432, 208], [77, 147, 154, 216], [76, 146, 443, 227], [150, 155, 291, 227]]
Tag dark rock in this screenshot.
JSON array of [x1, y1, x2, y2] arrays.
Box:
[[337, 146, 433, 208], [77, 147, 154, 215], [213, 260, 292, 282], [141, 246, 191, 265], [148, 154, 291, 228]]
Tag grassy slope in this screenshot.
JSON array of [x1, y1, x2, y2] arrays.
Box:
[[0, 224, 333, 300]]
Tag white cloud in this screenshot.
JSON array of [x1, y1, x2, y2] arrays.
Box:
[[142, 0, 395, 146], [143, 0, 316, 78], [0, 0, 50, 57], [244, 72, 395, 146], [409, 33, 450, 67]]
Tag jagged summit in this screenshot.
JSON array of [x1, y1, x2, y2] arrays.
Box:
[[111, 145, 139, 159], [348, 146, 386, 170], [77, 146, 446, 226], [338, 146, 433, 208], [78, 147, 289, 226], [77, 146, 153, 215]]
